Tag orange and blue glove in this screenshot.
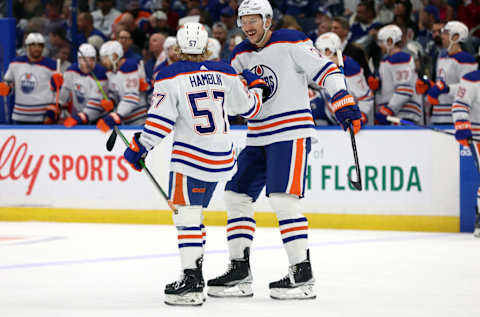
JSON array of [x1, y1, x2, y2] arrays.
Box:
[[50, 72, 64, 91], [454, 120, 472, 147], [43, 104, 60, 124], [367, 76, 380, 91], [100, 99, 114, 112], [64, 112, 88, 128], [139, 78, 150, 92], [241, 69, 271, 102], [375, 105, 394, 125], [123, 132, 148, 171], [427, 80, 449, 105], [331, 89, 362, 134], [0, 82, 11, 96], [96, 112, 122, 133], [415, 77, 433, 94]]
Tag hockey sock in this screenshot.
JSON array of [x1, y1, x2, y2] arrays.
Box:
[[173, 205, 204, 270]]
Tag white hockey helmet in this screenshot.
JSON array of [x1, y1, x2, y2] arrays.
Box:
[[207, 38, 222, 60], [315, 32, 341, 57], [176, 22, 208, 55], [25, 32, 45, 45], [443, 21, 469, 43], [377, 24, 403, 44], [78, 43, 97, 58], [163, 36, 177, 52], [237, 0, 273, 28], [100, 41, 123, 71]]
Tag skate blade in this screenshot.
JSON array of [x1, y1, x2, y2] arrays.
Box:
[[164, 292, 205, 306], [270, 283, 316, 300], [207, 283, 253, 298], [474, 228, 480, 238]]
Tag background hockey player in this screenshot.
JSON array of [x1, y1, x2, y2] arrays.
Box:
[[371, 25, 424, 125], [62, 43, 110, 127], [315, 32, 374, 126], [0, 33, 64, 124], [207, 0, 362, 301], [96, 40, 148, 133], [122, 22, 269, 306], [417, 21, 477, 125], [451, 69, 480, 237]]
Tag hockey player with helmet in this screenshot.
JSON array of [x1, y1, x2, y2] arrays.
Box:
[[122, 22, 269, 306], [207, 0, 362, 300], [451, 70, 480, 237], [372, 25, 424, 125], [0, 33, 64, 124], [62, 44, 110, 128], [315, 32, 374, 126], [416, 21, 477, 125], [96, 41, 148, 133]]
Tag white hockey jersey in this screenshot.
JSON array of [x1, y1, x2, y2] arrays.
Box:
[[230, 29, 347, 146], [59, 63, 108, 122], [4, 56, 56, 122], [106, 59, 147, 125], [376, 51, 424, 124], [452, 70, 480, 138], [139, 60, 263, 182], [432, 50, 477, 124]]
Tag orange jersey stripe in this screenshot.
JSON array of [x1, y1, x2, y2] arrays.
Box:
[[178, 234, 203, 239], [318, 66, 339, 86], [289, 139, 304, 196], [248, 116, 313, 131], [172, 149, 234, 165], [173, 173, 186, 205], [146, 119, 172, 133], [124, 109, 147, 121], [280, 226, 309, 235], [14, 106, 49, 112], [227, 225, 256, 232]]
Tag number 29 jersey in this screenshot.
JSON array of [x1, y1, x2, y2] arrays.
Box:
[[139, 60, 263, 182]]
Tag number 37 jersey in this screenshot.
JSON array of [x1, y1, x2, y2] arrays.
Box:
[[139, 60, 263, 182]]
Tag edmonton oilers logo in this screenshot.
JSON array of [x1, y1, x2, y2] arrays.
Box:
[[20, 73, 37, 94], [74, 83, 86, 104], [250, 64, 278, 100]]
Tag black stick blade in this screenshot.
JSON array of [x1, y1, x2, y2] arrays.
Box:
[[106, 129, 117, 151], [348, 175, 362, 191]]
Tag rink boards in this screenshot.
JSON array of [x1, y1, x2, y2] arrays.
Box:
[[0, 126, 477, 232]]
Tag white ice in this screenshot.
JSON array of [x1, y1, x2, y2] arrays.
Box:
[[0, 221, 479, 317]]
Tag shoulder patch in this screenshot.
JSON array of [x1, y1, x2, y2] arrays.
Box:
[[452, 51, 477, 64], [119, 58, 138, 73], [269, 29, 309, 44], [386, 51, 412, 64], [463, 70, 480, 82]]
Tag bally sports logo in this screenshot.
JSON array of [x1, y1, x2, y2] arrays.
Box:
[[250, 64, 277, 100], [0, 135, 130, 195], [20, 73, 37, 94]]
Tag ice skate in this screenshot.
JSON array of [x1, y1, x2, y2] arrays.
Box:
[[164, 257, 205, 306]]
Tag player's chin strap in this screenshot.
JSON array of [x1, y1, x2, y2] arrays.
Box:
[[255, 19, 271, 47], [110, 54, 121, 72], [447, 34, 460, 52]]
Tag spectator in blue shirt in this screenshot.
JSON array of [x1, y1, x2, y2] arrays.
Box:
[[77, 12, 108, 46]]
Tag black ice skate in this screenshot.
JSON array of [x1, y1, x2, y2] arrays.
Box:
[[164, 257, 205, 306], [207, 247, 253, 297], [474, 209, 480, 238], [269, 249, 316, 300]]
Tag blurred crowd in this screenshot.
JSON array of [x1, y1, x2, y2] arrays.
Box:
[[1, 0, 480, 127]]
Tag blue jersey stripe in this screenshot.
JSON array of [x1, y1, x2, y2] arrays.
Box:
[[249, 109, 312, 123], [282, 234, 308, 243], [279, 217, 308, 226], [147, 113, 175, 126], [247, 124, 315, 138], [173, 141, 233, 156], [171, 158, 235, 172], [227, 217, 256, 225], [227, 233, 253, 241]]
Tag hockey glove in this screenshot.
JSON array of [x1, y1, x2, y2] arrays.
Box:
[[0, 82, 11, 96], [360, 111, 368, 126], [44, 104, 60, 124], [64, 112, 88, 128], [100, 99, 114, 112], [331, 90, 362, 134], [427, 80, 449, 105], [415, 77, 433, 95], [139, 78, 150, 92], [123, 132, 148, 172], [241, 69, 271, 102], [50, 72, 64, 91], [375, 105, 394, 125], [96, 112, 122, 133], [454, 120, 473, 147], [367, 76, 380, 91]]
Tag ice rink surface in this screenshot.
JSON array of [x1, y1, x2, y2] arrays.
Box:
[[1, 221, 479, 317]]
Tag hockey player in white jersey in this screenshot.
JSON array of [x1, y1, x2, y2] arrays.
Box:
[[207, 0, 362, 300], [315, 32, 374, 126], [416, 21, 477, 125], [96, 41, 148, 132], [372, 25, 424, 125], [0, 33, 64, 124], [62, 44, 110, 127], [122, 22, 269, 306], [451, 70, 480, 237]]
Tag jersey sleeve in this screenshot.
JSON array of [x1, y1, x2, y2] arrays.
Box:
[[289, 41, 347, 97], [139, 79, 178, 150], [452, 77, 475, 124], [386, 60, 415, 113], [116, 70, 141, 118], [59, 70, 74, 105], [4, 63, 14, 82], [225, 75, 263, 119], [347, 70, 374, 118], [449, 62, 478, 100]]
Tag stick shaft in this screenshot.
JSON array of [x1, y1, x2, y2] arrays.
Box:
[[77, 49, 109, 100]]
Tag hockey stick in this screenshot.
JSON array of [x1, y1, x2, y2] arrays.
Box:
[[113, 126, 177, 213], [55, 59, 61, 111], [337, 49, 363, 191], [386, 115, 480, 142]]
